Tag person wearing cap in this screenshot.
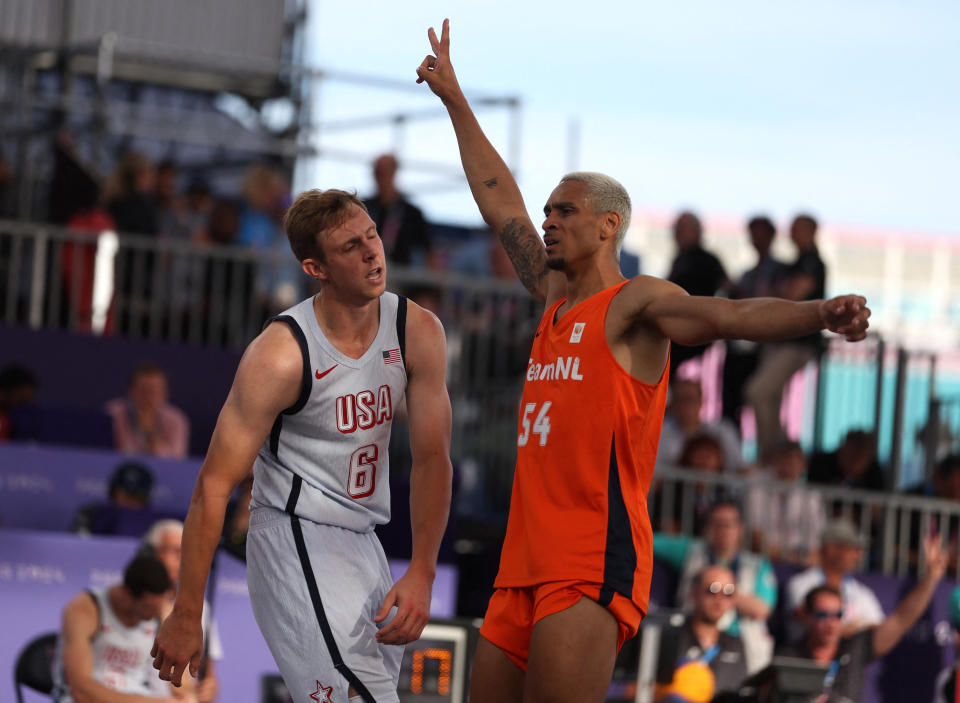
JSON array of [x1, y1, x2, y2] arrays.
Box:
[[71, 461, 166, 537], [933, 586, 960, 703], [785, 519, 884, 637], [777, 533, 947, 703]]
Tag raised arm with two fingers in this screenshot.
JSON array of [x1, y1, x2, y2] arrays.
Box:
[[417, 19, 558, 303]]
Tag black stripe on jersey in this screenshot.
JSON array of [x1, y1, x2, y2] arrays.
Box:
[[269, 415, 283, 457], [285, 473, 302, 515], [84, 589, 101, 629], [268, 315, 312, 415], [599, 435, 636, 606], [288, 514, 377, 703], [396, 295, 407, 367]]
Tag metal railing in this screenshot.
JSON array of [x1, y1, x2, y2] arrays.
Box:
[[652, 465, 960, 579]]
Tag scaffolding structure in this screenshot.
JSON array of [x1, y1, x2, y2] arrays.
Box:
[[0, 0, 522, 221]]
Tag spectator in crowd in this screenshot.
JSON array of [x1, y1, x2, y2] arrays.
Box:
[[106, 362, 190, 458], [48, 130, 103, 226], [666, 211, 730, 373], [933, 586, 960, 703], [807, 429, 884, 491], [52, 553, 179, 703], [206, 198, 241, 246], [659, 566, 748, 701], [747, 440, 825, 565], [907, 453, 960, 500], [658, 378, 743, 473], [0, 363, 38, 440], [143, 519, 222, 702], [745, 214, 827, 462], [650, 433, 726, 535], [777, 534, 947, 703], [363, 153, 433, 267], [654, 499, 777, 672], [60, 171, 116, 332], [903, 454, 960, 572], [721, 215, 786, 427], [72, 461, 157, 536], [105, 151, 159, 235], [785, 519, 884, 637], [237, 164, 301, 313]]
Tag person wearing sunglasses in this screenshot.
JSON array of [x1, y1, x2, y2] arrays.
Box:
[[778, 533, 947, 702], [660, 565, 748, 700]]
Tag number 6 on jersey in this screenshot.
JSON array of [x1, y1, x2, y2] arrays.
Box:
[[518, 401, 552, 447], [348, 444, 378, 498]]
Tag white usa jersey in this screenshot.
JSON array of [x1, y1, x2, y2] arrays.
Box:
[[52, 588, 160, 701], [250, 293, 407, 532]]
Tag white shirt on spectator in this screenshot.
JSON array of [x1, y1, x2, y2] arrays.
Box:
[[786, 567, 885, 631], [746, 476, 825, 559]]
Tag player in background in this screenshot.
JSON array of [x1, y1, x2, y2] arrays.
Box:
[[417, 19, 870, 703]]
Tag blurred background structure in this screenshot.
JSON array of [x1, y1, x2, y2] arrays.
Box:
[[2, 1, 959, 702]]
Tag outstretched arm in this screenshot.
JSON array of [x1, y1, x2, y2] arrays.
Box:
[[872, 533, 947, 658], [376, 304, 453, 645], [630, 276, 870, 346], [417, 19, 554, 302], [152, 323, 302, 686]]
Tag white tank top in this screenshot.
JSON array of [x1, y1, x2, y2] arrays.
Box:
[[52, 588, 161, 701], [250, 293, 408, 532]]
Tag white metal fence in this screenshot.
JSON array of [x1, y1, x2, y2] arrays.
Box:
[[652, 465, 960, 580]]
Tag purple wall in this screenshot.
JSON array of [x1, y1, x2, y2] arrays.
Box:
[[2, 530, 458, 703], [0, 443, 201, 532], [0, 324, 242, 456]]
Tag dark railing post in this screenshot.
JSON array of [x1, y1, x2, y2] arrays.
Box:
[[889, 347, 909, 491], [872, 337, 885, 448], [812, 347, 827, 453]]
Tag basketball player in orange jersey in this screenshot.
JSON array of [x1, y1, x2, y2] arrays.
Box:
[[417, 20, 871, 703]]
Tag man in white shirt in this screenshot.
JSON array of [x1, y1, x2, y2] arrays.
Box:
[[786, 519, 884, 636]]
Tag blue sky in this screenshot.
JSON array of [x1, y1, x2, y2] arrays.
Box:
[[301, 0, 959, 234]]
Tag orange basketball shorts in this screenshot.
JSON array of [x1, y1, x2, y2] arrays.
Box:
[[478, 580, 643, 671]]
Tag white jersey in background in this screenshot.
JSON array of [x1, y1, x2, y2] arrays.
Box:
[[52, 588, 161, 702], [250, 292, 408, 531]]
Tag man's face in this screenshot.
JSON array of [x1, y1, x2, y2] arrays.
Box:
[[154, 530, 182, 585], [673, 213, 701, 250], [821, 541, 861, 574], [541, 180, 609, 272], [806, 592, 844, 647], [790, 218, 815, 249], [693, 566, 737, 624], [748, 225, 773, 256], [772, 448, 806, 481], [133, 591, 167, 621], [314, 207, 387, 300], [130, 372, 168, 413], [706, 506, 743, 555]]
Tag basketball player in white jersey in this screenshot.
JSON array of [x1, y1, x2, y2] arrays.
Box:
[[54, 554, 179, 702], [152, 189, 453, 703]]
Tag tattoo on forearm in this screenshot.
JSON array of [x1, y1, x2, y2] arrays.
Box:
[[500, 218, 549, 298], [483, 177, 498, 189]]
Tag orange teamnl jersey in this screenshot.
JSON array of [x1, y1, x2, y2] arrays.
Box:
[[494, 280, 669, 616]]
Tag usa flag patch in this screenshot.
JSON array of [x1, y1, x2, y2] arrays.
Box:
[[382, 348, 402, 365]]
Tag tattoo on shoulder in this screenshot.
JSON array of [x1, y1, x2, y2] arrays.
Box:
[[483, 177, 498, 189], [500, 218, 549, 297]]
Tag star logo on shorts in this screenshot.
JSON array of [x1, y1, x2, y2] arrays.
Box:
[[309, 680, 333, 703]]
